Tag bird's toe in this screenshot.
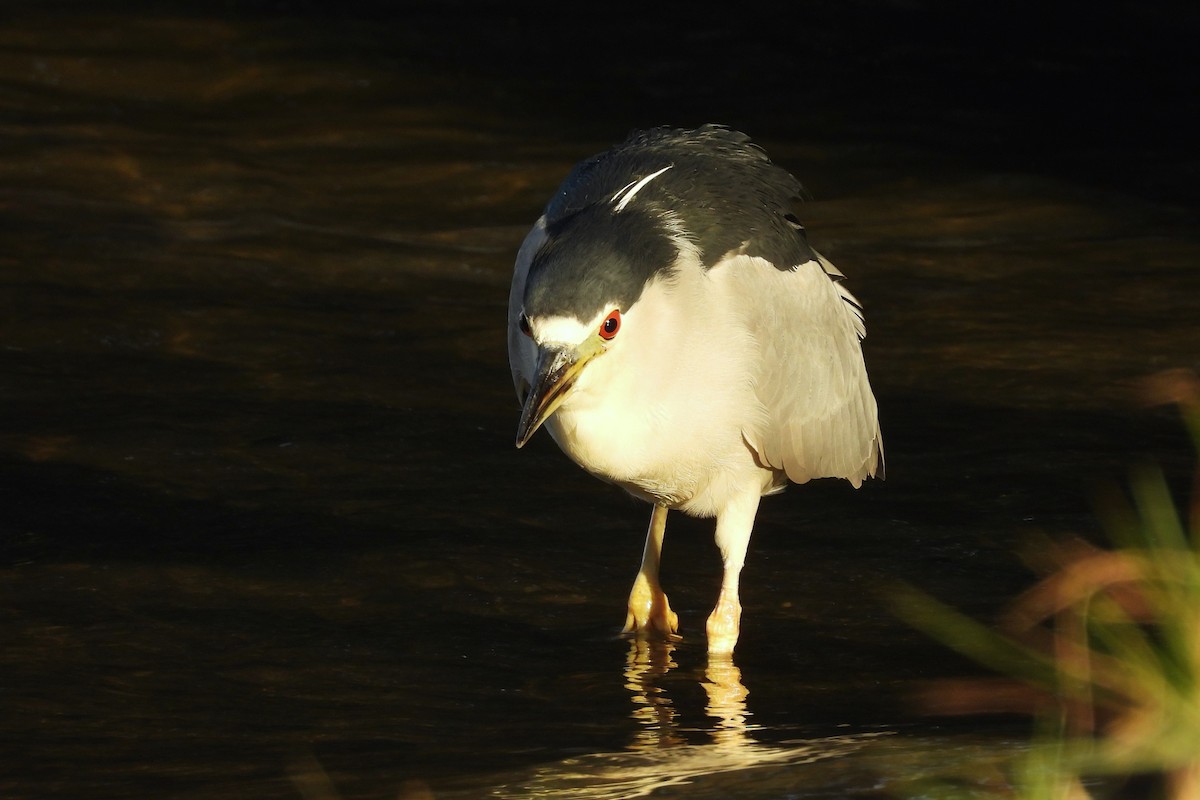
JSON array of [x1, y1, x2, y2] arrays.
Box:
[[623, 574, 679, 638]]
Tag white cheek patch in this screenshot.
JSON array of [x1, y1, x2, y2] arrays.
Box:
[[534, 315, 595, 346], [533, 307, 617, 346]]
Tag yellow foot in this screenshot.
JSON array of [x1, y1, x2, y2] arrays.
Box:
[[705, 591, 742, 655], [622, 572, 679, 638]]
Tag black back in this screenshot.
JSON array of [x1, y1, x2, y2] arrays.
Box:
[[524, 125, 816, 320]]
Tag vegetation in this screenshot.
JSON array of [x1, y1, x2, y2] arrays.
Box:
[[894, 370, 1200, 799]]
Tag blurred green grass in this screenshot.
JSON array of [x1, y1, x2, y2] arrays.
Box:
[[893, 371, 1200, 799]]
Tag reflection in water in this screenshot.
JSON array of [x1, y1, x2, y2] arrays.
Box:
[[625, 639, 756, 752], [624, 639, 684, 749], [489, 645, 883, 799], [703, 657, 753, 750]]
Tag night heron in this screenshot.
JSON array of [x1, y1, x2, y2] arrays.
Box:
[[508, 126, 882, 655]]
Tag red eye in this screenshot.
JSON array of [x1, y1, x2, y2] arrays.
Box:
[[518, 313, 532, 337], [599, 309, 621, 340]]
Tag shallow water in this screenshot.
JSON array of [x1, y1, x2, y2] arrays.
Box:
[[2, 4, 1198, 799]]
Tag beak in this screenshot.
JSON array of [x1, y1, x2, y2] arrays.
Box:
[[515, 341, 597, 448]]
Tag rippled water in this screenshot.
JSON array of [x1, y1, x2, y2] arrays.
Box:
[[2, 5, 1197, 799]]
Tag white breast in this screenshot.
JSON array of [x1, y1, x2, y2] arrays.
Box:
[[544, 263, 772, 517]]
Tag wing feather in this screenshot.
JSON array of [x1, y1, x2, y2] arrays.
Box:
[[724, 252, 883, 487]]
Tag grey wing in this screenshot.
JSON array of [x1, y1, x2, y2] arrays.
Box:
[[508, 216, 548, 402], [739, 252, 883, 487]]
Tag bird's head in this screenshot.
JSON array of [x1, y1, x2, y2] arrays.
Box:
[[513, 203, 681, 448], [513, 304, 625, 448]]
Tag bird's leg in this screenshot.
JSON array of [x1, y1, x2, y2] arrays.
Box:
[[623, 504, 679, 638], [706, 492, 761, 656]]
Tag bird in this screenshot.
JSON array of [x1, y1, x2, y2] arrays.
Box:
[[507, 125, 882, 656]]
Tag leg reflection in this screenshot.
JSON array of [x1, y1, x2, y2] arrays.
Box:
[[623, 638, 685, 749], [703, 656, 753, 749], [536, 647, 867, 799], [624, 640, 757, 753]]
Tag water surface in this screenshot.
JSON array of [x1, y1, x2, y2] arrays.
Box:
[[2, 5, 1197, 798]]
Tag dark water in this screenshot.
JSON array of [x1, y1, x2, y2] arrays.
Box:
[[3, 4, 1198, 798]]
